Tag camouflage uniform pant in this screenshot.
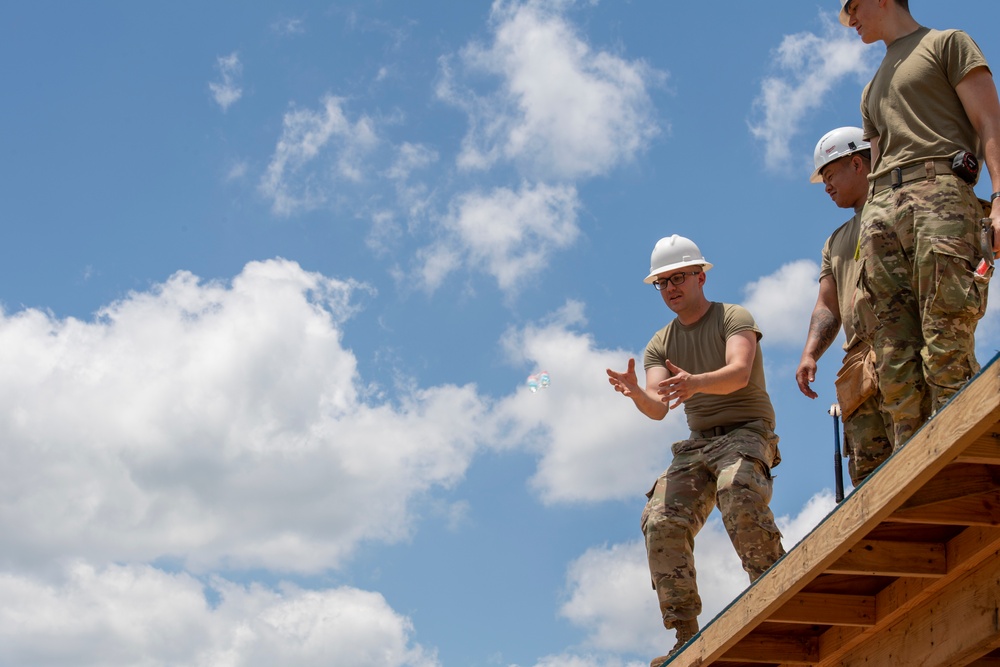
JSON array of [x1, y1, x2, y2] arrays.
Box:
[[837, 345, 894, 486], [640, 420, 784, 629], [856, 174, 989, 448], [843, 390, 894, 486]]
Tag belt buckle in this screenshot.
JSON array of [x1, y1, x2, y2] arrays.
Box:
[[890, 166, 903, 189]]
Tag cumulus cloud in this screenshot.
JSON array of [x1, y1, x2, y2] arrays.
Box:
[[416, 182, 581, 294], [558, 492, 835, 658], [742, 259, 821, 347], [0, 563, 438, 667], [260, 96, 378, 216], [209, 52, 244, 112], [0, 259, 489, 574], [778, 489, 836, 546], [492, 301, 683, 503], [748, 13, 878, 171], [438, 0, 663, 180]]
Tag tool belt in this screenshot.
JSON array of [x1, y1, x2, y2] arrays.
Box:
[[834, 343, 878, 420], [871, 160, 954, 195]]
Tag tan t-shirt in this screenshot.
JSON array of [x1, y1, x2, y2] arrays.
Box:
[[861, 27, 988, 181], [643, 302, 775, 432], [820, 213, 863, 350]]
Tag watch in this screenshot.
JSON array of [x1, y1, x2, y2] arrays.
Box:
[[992, 192, 1000, 202]]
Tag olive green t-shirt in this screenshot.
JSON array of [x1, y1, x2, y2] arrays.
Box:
[[643, 302, 775, 432], [820, 213, 863, 350], [861, 27, 989, 181]]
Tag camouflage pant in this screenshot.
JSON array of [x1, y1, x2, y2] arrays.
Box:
[[843, 391, 894, 486], [641, 420, 784, 629], [856, 174, 989, 448]]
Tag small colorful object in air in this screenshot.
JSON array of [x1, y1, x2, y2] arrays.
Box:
[[526, 371, 551, 393]]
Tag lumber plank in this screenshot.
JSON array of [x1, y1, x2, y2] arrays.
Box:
[[833, 554, 1000, 667], [769, 592, 875, 626], [826, 539, 946, 577], [815, 528, 1000, 665], [890, 490, 1000, 526], [954, 435, 1000, 465], [720, 633, 818, 663], [900, 463, 1000, 508]]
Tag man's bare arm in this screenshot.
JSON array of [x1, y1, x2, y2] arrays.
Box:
[[797, 275, 841, 398], [957, 66, 1000, 252]]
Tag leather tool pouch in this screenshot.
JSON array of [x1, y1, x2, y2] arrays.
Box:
[[834, 345, 877, 420]]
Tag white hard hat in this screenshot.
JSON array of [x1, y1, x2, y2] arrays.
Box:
[[644, 235, 713, 284], [810, 126, 869, 183], [838, 0, 851, 27]]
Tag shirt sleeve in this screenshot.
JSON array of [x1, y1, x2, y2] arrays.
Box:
[[943, 30, 989, 87], [819, 234, 834, 282], [861, 81, 876, 141], [723, 304, 762, 342], [643, 328, 667, 371]]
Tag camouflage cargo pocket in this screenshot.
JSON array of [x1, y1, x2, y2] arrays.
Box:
[[928, 235, 987, 320]]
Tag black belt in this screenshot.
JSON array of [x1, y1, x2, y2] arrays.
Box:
[[691, 422, 748, 439], [871, 160, 954, 195]]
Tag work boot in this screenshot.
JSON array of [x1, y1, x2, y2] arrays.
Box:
[[649, 619, 699, 666]]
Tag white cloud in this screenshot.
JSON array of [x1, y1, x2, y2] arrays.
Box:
[[272, 17, 306, 36], [777, 489, 836, 546], [0, 259, 490, 574], [558, 492, 834, 658], [438, 0, 662, 180], [226, 159, 249, 182], [559, 541, 662, 654], [748, 13, 878, 171], [0, 563, 438, 667], [260, 96, 379, 216], [417, 182, 581, 294], [493, 301, 684, 503], [742, 259, 820, 347], [210, 52, 244, 112], [386, 142, 439, 182]]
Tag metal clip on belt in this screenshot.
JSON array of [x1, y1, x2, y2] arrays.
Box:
[[871, 160, 953, 195]]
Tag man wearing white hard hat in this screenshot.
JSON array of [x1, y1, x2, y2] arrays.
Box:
[[607, 235, 784, 664], [797, 127, 893, 486], [840, 0, 1000, 448]]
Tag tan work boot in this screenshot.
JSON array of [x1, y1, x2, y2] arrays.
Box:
[[649, 619, 699, 666]]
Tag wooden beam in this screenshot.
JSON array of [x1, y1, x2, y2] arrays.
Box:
[[833, 554, 1000, 667], [948, 527, 1000, 575], [769, 593, 875, 626], [814, 528, 1000, 665], [720, 633, 818, 664], [826, 539, 946, 577], [954, 435, 1000, 465], [890, 490, 1000, 526], [900, 463, 1000, 508]]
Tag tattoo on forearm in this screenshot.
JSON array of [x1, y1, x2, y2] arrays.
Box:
[[808, 310, 839, 355]]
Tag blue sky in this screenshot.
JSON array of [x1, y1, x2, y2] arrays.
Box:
[[1, 2, 999, 666]]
